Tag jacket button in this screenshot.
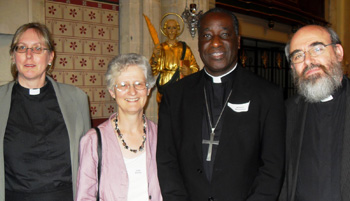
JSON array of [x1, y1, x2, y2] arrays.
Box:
[[197, 168, 202, 174], [149, 195, 152, 199], [208, 197, 214, 201]]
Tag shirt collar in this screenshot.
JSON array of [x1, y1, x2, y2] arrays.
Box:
[[204, 63, 237, 83], [320, 95, 333, 102]]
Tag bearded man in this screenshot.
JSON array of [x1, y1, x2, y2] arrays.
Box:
[[280, 25, 350, 201]]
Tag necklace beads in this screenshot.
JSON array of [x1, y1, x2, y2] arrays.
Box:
[[114, 114, 147, 153]]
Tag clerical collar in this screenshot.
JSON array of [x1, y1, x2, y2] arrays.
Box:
[[204, 63, 237, 83], [318, 77, 347, 102], [320, 95, 333, 102], [16, 79, 49, 96]]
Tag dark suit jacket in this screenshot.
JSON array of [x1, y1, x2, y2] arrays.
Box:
[[157, 65, 286, 201], [279, 76, 350, 201]]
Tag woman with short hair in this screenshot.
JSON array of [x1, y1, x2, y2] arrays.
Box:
[[76, 53, 162, 201]]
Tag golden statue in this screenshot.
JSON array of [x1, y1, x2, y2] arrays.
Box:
[[145, 13, 199, 103]]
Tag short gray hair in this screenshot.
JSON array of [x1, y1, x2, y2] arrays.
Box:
[[285, 26, 341, 62], [105, 53, 156, 90]]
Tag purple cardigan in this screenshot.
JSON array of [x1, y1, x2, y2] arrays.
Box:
[[76, 113, 162, 201]]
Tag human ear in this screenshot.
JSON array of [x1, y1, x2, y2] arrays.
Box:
[[108, 89, 116, 99], [49, 51, 55, 64], [334, 44, 344, 62]]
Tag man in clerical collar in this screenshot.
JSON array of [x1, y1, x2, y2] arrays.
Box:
[[280, 25, 350, 201], [157, 7, 285, 201]]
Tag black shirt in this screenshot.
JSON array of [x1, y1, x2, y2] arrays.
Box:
[[4, 81, 73, 200], [202, 68, 235, 181], [296, 79, 347, 201]]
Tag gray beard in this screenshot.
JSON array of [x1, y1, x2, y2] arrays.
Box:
[[292, 61, 343, 103]]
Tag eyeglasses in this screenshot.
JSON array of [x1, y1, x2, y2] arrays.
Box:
[[115, 81, 148, 92], [15, 44, 49, 54], [290, 43, 336, 64]]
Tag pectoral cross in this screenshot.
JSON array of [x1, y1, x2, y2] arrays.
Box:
[[202, 129, 219, 161]]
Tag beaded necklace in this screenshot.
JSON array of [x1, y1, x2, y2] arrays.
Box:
[[114, 114, 147, 153]]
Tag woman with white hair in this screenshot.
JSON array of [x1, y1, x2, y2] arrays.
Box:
[[76, 53, 162, 201]]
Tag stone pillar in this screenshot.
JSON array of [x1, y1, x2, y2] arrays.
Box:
[[119, 0, 142, 54], [326, 0, 350, 75]]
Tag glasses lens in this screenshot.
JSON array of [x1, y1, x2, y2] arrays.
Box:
[[291, 52, 304, 64], [134, 82, 147, 90], [116, 82, 148, 91], [15, 45, 46, 54], [116, 82, 129, 91], [32, 45, 43, 54], [310, 45, 325, 57], [15, 45, 27, 53]]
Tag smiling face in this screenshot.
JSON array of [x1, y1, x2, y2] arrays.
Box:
[[164, 19, 179, 40], [198, 12, 240, 76], [109, 65, 150, 116], [13, 28, 54, 88]]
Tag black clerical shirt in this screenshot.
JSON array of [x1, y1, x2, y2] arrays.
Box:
[[4, 81, 73, 200], [295, 79, 347, 201], [202, 68, 235, 181]]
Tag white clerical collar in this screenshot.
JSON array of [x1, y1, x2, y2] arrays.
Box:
[[320, 95, 333, 102], [17, 79, 48, 96], [204, 63, 237, 83], [29, 88, 41, 95]]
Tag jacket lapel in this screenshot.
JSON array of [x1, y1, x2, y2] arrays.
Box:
[[289, 97, 308, 201], [49, 76, 76, 139], [48, 76, 80, 165], [186, 72, 206, 160]]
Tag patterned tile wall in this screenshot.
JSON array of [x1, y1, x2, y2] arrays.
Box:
[[45, 0, 119, 119]]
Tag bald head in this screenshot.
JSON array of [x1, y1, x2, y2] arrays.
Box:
[[285, 25, 341, 61]]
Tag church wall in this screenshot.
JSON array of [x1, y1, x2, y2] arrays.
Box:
[[237, 13, 291, 44], [44, 0, 119, 121]]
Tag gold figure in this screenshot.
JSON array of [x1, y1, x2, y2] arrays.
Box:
[[149, 13, 199, 103]]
